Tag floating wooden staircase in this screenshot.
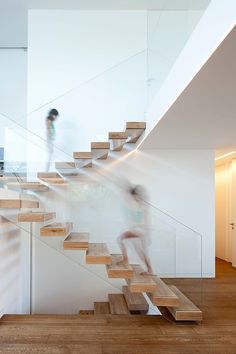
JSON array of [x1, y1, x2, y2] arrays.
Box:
[[0, 121, 202, 323]]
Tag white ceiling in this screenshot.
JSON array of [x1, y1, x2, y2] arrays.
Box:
[[0, 0, 210, 46], [141, 25, 236, 150]]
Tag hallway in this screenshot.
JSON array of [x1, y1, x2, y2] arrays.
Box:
[[0, 259, 236, 353]]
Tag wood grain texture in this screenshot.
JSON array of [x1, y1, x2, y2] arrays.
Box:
[[1, 260, 236, 353], [0, 199, 39, 209], [148, 277, 181, 307], [55, 162, 76, 169], [86, 243, 112, 264], [109, 132, 128, 139], [167, 285, 202, 321], [7, 182, 49, 192], [126, 122, 146, 129], [63, 232, 89, 250], [40, 222, 73, 237], [91, 142, 110, 149], [123, 285, 148, 312], [94, 302, 111, 315], [37, 172, 61, 178], [106, 254, 134, 279], [127, 265, 157, 293], [18, 212, 56, 222], [73, 152, 92, 159], [108, 294, 130, 315]]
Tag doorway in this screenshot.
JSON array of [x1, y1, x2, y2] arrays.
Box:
[[215, 158, 236, 267]]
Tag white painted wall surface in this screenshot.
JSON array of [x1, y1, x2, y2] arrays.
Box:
[[140, 0, 236, 148], [0, 50, 27, 156], [32, 148, 214, 313], [0, 188, 31, 315]]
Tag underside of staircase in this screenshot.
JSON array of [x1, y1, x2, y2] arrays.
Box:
[[0, 121, 202, 322]]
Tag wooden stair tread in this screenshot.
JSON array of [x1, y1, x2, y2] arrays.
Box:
[[126, 122, 146, 129], [148, 277, 181, 307], [109, 132, 128, 139], [127, 265, 156, 293], [63, 232, 89, 250], [167, 285, 203, 321], [0, 199, 39, 209], [7, 182, 49, 191], [73, 152, 92, 159], [106, 254, 134, 279], [108, 294, 130, 315], [18, 212, 56, 222], [94, 302, 110, 314], [123, 285, 148, 312], [40, 222, 73, 237], [86, 243, 112, 264], [91, 142, 110, 149], [37, 172, 61, 178], [55, 162, 76, 169], [37, 172, 65, 184]]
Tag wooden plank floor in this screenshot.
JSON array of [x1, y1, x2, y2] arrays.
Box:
[[1, 258, 236, 353]]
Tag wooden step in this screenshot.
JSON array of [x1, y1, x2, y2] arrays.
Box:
[[126, 122, 146, 129], [0, 199, 39, 209], [126, 122, 146, 143], [37, 172, 60, 178], [37, 172, 65, 184], [91, 142, 110, 149], [55, 162, 76, 169], [126, 265, 156, 293], [63, 232, 89, 250], [94, 302, 110, 315], [18, 212, 56, 222], [123, 285, 148, 313], [73, 152, 92, 159], [108, 294, 130, 315], [86, 243, 112, 264], [40, 222, 73, 237], [73, 152, 92, 167], [109, 132, 128, 151], [109, 132, 128, 139], [7, 182, 49, 192], [106, 254, 134, 279], [91, 142, 110, 160], [148, 277, 180, 307], [167, 285, 203, 321], [79, 310, 94, 315]]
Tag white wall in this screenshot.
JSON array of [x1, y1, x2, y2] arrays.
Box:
[[27, 10, 147, 168], [140, 0, 236, 148], [0, 188, 31, 316], [32, 148, 214, 313], [0, 50, 27, 159]]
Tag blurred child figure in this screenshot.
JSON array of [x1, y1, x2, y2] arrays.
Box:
[[46, 108, 59, 171], [117, 184, 154, 274]]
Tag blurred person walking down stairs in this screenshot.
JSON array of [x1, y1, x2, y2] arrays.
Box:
[[46, 108, 59, 171]]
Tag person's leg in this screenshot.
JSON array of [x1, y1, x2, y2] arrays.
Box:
[[117, 231, 138, 264], [135, 238, 154, 274]]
